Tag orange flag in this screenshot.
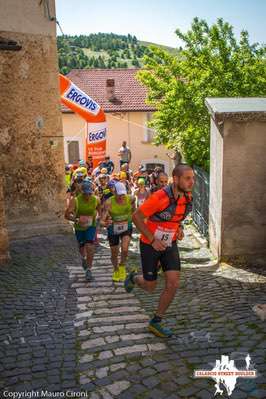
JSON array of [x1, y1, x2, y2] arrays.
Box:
[[60, 74, 107, 167]]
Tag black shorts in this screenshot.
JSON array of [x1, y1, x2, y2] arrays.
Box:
[[140, 240, 181, 281], [108, 229, 133, 247]]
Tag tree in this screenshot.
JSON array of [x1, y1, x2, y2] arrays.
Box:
[[137, 18, 266, 170], [61, 66, 70, 75], [132, 58, 140, 67], [93, 58, 99, 68]]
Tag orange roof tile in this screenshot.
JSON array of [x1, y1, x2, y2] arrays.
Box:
[[61, 68, 156, 113]]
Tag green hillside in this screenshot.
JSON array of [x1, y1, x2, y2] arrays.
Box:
[[57, 33, 177, 74], [139, 40, 179, 55]]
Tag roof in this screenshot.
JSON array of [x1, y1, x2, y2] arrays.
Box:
[[205, 97, 266, 121], [62, 68, 156, 113]]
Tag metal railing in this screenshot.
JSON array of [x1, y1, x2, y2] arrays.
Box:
[[192, 165, 209, 238]]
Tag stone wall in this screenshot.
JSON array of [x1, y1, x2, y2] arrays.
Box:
[[0, 177, 10, 264], [207, 98, 266, 264], [0, 0, 68, 241], [222, 119, 266, 260], [209, 119, 223, 257]]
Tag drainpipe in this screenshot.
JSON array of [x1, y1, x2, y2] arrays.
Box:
[[127, 112, 131, 150]]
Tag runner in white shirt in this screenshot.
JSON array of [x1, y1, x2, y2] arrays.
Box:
[[118, 141, 131, 168]]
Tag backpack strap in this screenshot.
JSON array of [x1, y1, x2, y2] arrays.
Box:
[[150, 184, 193, 222], [150, 185, 177, 222]]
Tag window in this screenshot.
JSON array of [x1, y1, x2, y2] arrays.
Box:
[[64, 136, 84, 164], [143, 112, 155, 143], [68, 141, 80, 164], [145, 163, 165, 174], [142, 159, 169, 174]]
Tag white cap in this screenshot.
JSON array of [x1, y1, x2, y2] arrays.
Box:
[[115, 182, 127, 195]]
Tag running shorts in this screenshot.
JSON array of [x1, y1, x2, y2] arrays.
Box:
[[140, 240, 181, 281], [75, 226, 96, 247], [107, 226, 133, 247]]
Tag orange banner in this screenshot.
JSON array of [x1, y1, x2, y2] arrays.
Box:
[[59, 74, 106, 167], [87, 123, 107, 167]]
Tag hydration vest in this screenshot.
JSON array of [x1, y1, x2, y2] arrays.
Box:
[[150, 185, 193, 222]]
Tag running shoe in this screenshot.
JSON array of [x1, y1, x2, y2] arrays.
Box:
[[148, 320, 173, 338], [85, 268, 93, 282], [118, 264, 127, 281], [112, 269, 120, 282], [124, 271, 137, 293]]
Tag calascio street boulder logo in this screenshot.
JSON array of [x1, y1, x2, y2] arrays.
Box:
[[194, 354, 257, 396]]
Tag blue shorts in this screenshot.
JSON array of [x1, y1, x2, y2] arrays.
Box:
[[75, 226, 96, 247]]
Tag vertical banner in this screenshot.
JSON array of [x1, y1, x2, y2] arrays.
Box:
[[59, 74, 106, 166], [87, 123, 107, 168]]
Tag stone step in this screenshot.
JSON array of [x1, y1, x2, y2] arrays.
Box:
[[86, 313, 149, 325], [76, 305, 144, 316], [114, 343, 166, 356], [84, 299, 140, 308], [79, 341, 167, 361], [81, 332, 154, 351], [77, 293, 135, 303], [72, 282, 114, 288], [76, 287, 125, 296], [70, 273, 114, 279], [92, 306, 143, 315], [91, 322, 148, 334]]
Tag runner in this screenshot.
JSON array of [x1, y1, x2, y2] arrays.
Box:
[[86, 155, 94, 175], [101, 182, 135, 282], [120, 162, 133, 182], [118, 140, 131, 168], [65, 179, 100, 281], [133, 165, 150, 187], [150, 171, 168, 193], [150, 166, 163, 191], [65, 165, 72, 189], [134, 178, 150, 208], [73, 160, 88, 178], [66, 170, 84, 207], [119, 171, 132, 194], [95, 174, 110, 200], [101, 179, 116, 204], [125, 164, 194, 337], [92, 162, 105, 178], [100, 155, 115, 175]]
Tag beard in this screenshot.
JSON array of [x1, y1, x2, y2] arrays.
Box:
[[173, 182, 191, 193]]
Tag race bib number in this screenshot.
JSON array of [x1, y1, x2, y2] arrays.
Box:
[[79, 216, 93, 228], [113, 221, 128, 235], [154, 226, 175, 247]]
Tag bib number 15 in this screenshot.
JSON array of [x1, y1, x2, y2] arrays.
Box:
[[154, 228, 175, 247]]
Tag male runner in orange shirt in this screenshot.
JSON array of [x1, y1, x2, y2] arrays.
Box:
[[125, 164, 195, 337]]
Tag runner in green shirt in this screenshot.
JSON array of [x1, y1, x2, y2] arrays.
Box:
[[65, 180, 100, 281], [101, 182, 135, 282]]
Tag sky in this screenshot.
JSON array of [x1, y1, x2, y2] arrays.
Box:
[[55, 0, 266, 47]]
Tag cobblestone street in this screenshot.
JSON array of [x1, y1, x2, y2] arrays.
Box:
[[0, 227, 265, 399]]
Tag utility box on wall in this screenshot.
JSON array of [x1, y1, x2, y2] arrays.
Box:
[[206, 97, 266, 264]]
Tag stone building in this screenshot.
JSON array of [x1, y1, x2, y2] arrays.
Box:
[[206, 97, 266, 264], [0, 0, 67, 263]]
